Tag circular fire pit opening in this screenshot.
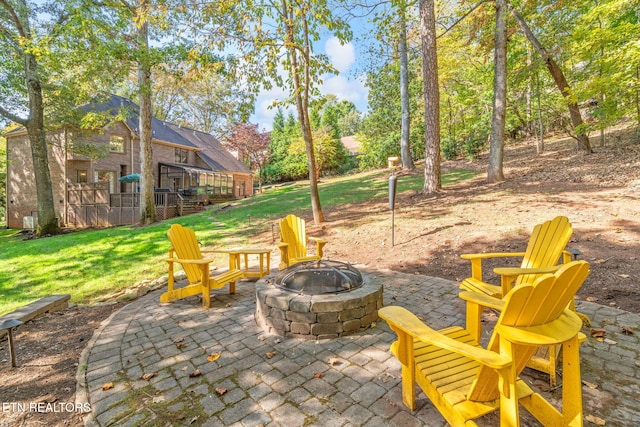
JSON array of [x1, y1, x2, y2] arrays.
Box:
[[275, 259, 363, 295], [255, 261, 383, 340]]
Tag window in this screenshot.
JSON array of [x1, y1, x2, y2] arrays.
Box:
[[175, 148, 188, 164], [109, 135, 125, 153], [94, 170, 116, 193], [77, 170, 88, 183]]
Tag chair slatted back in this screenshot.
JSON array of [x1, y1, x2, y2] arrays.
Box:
[[280, 214, 307, 261], [168, 224, 204, 285], [516, 216, 573, 286], [468, 261, 590, 401]]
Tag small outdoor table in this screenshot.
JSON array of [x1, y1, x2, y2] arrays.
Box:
[[214, 248, 272, 279], [0, 318, 23, 368]]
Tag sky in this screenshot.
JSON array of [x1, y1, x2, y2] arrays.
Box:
[[249, 33, 371, 132]]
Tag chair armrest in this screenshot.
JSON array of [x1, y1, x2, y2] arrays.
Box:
[[461, 252, 526, 282], [493, 265, 562, 277], [166, 257, 214, 265], [460, 252, 526, 260], [379, 306, 511, 370], [277, 242, 289, 249], [308, 237, 327, 258], [458, 291, 505, 310]]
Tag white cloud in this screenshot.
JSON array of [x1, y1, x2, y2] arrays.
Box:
[[325, 37, 355, 73], [321, 75, 369, 109]]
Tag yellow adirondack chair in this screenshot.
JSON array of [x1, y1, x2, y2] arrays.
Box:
[[159, 224, 245, 308], [460, 216, 583, 386], [277, 214, 327, 270], [460, 216, 574, 299], [379, 260, 590, 427]]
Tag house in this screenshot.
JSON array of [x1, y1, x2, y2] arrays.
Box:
[[340, 135, 362, 156], [4, 95, 253, 229]]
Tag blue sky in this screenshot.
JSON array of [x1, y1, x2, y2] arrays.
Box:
[[249, 32, 371, 132]]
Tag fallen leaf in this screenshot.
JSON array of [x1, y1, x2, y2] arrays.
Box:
[[215, 387, 227, 395], [603, 338, 617, 345], [37, 394, 57, 403], [586, 296, 598, 302], [189, 370, 202, 378], [329, 358, 342, 366], [173, 337, 184, 343], [590, 329, 606, 338], [102, 382, 114, 391], [618, 274, 629, 278], [181, 366, 188, 371], [266, 352, 276, 359], [582, 380, 598, 389], [152, 396, 165, 403], [189, 416, 198, 425], [313, 372, 323, 378], [140, 372, 156, 381], [585, 414, 606, 425], [207, 351, 221, 362], [621, 325, 634, 335]]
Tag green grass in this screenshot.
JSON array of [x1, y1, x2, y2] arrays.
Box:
[[0, 167, 477, 316]]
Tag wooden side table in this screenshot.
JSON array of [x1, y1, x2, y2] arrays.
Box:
[[213, 248, 272, 279]]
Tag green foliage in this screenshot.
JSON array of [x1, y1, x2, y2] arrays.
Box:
[[0, 166, 477, 315]]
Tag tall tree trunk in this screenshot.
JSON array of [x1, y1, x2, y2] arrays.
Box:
[[536, 68, 544, 154], [398, 4, 415, 170], [283, 1, 323, 223], [137, 11, 156, 225], [420, 0, 441, 194], [487, 0, 507, 182], [509, 3, 593, 153], [25, 53, 59, 236]]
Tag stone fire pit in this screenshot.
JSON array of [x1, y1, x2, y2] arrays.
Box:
[[255, 261, 383, 340]]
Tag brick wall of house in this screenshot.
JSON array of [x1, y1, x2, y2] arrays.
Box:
[[6, 131, 68, 229]]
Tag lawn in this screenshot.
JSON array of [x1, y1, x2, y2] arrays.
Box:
[[0, 168, 476, 316]]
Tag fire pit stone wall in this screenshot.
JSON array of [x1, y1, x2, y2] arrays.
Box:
[[255, 271, 383, 340]]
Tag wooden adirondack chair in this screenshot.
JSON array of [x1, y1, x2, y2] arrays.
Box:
[[159, 224, 245, 308], [460, 216, 584, 386], [379, 260, 590, 427], [460, 216, 574, 299], [277, 214, 327, 270]]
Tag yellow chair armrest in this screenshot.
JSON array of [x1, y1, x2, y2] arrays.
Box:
[[493, 265, 562, 277], [309, 237, 327, 244], [458, 291, 505, 310], [166, 257, 214, 265], [277, 242, 289, 249], [497, 310, 583, 346], [461, 252, 526, 260], [379, 306, 511, 370]]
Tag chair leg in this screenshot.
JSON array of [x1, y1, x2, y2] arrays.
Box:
[[466, 302, 485, 343], [562, 336, 584, 426]]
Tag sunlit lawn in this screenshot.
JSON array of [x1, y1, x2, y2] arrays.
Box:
[[0, 167, 477, 315]]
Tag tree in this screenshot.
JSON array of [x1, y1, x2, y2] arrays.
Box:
[[487, 0, 507, 182], [222, 122, 270, 191], [0, 135, 6, 220], [397, 0, 416, 170], [77, 0, 195, 225], [508, 3, 593, 153], [419, 0, 441, 193], [198, 1, 351, 224], [151, 64, 251, 136], [0, 0, 64, 235]]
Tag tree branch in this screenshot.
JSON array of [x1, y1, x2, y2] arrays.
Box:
[[0, 104, 28, 125], [437, 0, 490, 39], [0, 0, 27, 37]]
